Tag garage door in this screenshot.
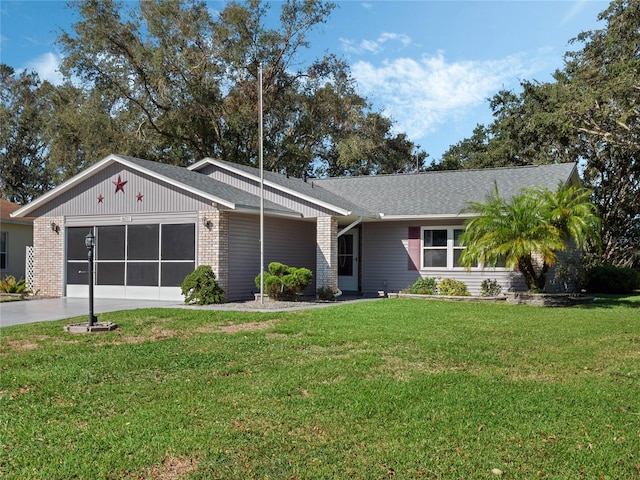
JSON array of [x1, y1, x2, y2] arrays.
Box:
[[66, 223, 195, 300]]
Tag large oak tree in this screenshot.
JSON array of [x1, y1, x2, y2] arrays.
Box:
[[56, 0, 425, 177]]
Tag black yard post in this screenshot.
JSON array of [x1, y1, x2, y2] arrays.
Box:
[[85, 230, 96, 327]]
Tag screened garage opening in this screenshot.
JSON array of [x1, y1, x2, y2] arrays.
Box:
[[66, 223, 195, 300]]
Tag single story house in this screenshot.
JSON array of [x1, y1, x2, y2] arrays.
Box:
[[11, 154, 579, 301], [1, 199, 34, 282]]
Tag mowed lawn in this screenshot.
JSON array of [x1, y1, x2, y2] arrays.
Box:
[[1, 297, 639, 479]]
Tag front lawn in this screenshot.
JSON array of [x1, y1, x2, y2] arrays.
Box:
[[1, 297, 639, 479]]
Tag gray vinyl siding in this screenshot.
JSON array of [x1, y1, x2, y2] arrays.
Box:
[[361, 221, 526, 296], [30, 164, 213, 218], [198, 165, 337, 218], [227, 213, 316, 301]]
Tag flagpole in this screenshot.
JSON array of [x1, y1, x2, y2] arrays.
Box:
[[259, 63, 265, 304]]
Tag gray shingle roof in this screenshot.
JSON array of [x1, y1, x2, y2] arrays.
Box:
[[12, 153, 578, 221], [313, 163, 578, 217]]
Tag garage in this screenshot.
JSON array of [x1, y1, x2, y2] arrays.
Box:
[[65, 222, 195, 301]]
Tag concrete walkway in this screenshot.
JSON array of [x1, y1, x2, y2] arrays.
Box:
[[0, 297, 182, 327]]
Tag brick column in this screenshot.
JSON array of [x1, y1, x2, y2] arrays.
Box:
[[198, 209, 229, 298], [33, 216, 64, 297], [316, 216, 337, 292]]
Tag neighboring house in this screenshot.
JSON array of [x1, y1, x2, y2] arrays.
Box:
[[0, 199, 34, 281], [11, 154, 579, 301]]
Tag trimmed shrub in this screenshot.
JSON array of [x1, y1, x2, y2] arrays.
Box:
[[0, 275, 28, 294], [256, 262, 313, 300], [438, 278, 470, 296], [585, 265, 640, 294], [181, 265, 225, 305], [406, 277, 438, 295], [480, 279, 502, 297]]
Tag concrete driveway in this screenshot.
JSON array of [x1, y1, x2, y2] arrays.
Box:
[[0, 297, 182, 327]]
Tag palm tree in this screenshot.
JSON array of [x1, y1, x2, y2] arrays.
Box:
[[458, 183, 600, 292], [533, 182, 600, 251]]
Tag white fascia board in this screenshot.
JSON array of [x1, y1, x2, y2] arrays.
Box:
[[234, 205, 303, 219], [378, 213, 476, 220], [196, 157, 351, 216], [187, 158, 213, 171]]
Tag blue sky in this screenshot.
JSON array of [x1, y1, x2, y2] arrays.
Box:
[[1, 0, 609, 162]]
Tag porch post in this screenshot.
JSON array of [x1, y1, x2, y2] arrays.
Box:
[[33, 216, 64, 297], [316, 216, 338, 292], [198, 208, 228, 299]]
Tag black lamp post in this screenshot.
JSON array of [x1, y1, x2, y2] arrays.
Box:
[[85, 230, 96, 327]]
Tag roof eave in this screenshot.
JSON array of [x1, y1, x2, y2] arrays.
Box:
[[234, 205, 303, 219], [379, 213, 476, 220]]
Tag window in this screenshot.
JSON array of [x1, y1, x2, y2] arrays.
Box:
[[421, 227, 478, 270], [422, 229, 447, 268], [0, 232, 7, 270]]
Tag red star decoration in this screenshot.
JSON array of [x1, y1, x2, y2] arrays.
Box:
[[112, 175, 127, 194], [97, 194, 104, 204], [136, 192, 144, 202]]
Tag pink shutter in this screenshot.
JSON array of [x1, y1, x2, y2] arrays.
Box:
[[408, 227, 421, 271]]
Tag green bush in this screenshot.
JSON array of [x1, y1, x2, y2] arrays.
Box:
[[438, 278, 470, 296], [406, 277, 438, 295], [480, 279, 502, 297], [585, 265, 640, 294], [256, 262, 313, 300], [0, 275, 28, 294], [181, 265, 225, 305]]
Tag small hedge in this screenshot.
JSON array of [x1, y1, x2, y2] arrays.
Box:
[[585, 265, 640, 294], [181, 265, 225, 305], [404, 277, 471, 296], [405, 277, 438, 295], [438, 278, 470, 296], [256, 262, 313, 300], [480, 279, 502, 297]]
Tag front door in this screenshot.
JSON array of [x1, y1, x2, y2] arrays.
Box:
[[338, 230, 359, 292]]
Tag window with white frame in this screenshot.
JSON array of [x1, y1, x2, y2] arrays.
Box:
[[0, 232, 7, 270], [421, 227, 478, 270]]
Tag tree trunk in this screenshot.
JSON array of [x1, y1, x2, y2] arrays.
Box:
[[518, 256, 549, 292]]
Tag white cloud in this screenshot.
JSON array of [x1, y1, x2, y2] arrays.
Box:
[[340, 32, 411, 54], [351, 52, 532, 141], [26, 52, 64, 85]]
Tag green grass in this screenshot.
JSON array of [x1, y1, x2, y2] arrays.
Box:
[[1, 296, 639, 479]]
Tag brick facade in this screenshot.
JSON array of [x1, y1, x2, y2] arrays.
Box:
[[198, 208, 229, 299], [32, 216, 64, 297], [316, 216, 337, 291]]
